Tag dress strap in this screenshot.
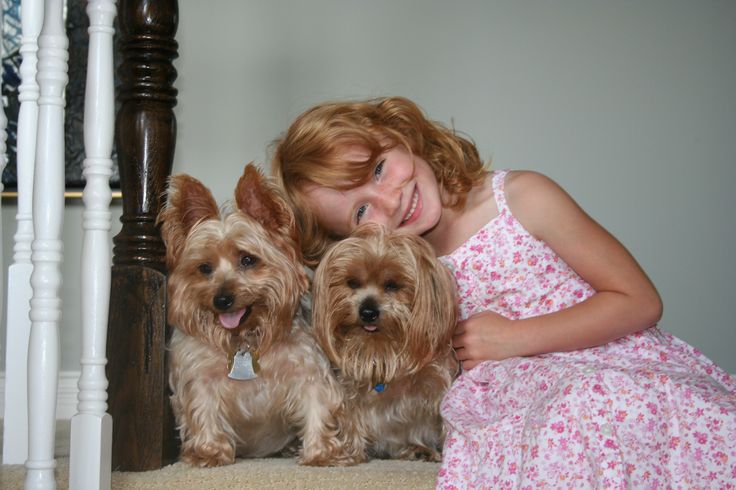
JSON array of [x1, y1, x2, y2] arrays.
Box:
[[491, 169, 511, 215]]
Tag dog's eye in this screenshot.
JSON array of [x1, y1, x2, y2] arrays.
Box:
[[384, 280, 401, 292], [198, 263, 213, 275], [240, 254, 258, 268], [346, 278, 361, 289]]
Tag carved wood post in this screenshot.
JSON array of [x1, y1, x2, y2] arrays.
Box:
[[106, 0, 178, 471]]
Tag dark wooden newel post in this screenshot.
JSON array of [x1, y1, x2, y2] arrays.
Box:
[[106, 0, 179, 471]]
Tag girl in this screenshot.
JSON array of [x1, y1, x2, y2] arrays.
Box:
[[271, 96, 736, 488]]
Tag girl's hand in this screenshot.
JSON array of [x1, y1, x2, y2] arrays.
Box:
[[452, 311, 517, 370]]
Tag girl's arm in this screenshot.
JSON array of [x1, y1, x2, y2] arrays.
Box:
[[453, 170, 663, 369]]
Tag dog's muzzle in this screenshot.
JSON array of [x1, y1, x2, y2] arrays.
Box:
[[359, 297, 380, 330]]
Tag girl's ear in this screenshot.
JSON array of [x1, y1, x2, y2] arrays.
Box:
[[234, 163, 297, 240], [158, 173, 220, 266]]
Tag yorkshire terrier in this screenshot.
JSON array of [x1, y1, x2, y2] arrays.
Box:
[[312, 223, 459, 462], [159, 164, 355, 467]]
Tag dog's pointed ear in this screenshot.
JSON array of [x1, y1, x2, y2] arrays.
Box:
[[158, 174, 219, 267], [235, 163, 296, 240]]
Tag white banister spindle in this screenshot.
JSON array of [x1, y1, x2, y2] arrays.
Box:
[[25, 0, 68, 487], [68, 0, 116, 488], [0, 0, 6, 330], [2, 0, 42, 465], [12, 0, 42, 264]]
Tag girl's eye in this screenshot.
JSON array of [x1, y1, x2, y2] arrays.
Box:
[[240, 254, 258, 268], [374, 160, 385, 180], [355, 159, 385, 224], [198, 263, 212, 275], [356, 204, 368, 224]]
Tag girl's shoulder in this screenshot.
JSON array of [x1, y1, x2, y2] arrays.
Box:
[[487, 169, 555, 216], [503, 170, 574, 236], [435, 170, 568, 256], [505, 170, 590, 245], [504, 169, 558, 201]]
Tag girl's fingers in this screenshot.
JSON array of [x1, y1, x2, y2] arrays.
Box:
[[452, 328, 466, 349]]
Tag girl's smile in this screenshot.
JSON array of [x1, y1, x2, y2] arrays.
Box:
[[401, 187, 420, 226]]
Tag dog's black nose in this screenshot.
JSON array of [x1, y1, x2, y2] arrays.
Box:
[[213, 294, 234, 311], [359, 298, 380, 323]]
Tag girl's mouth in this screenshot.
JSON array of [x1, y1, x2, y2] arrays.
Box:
[[401, 189, 420, 225]]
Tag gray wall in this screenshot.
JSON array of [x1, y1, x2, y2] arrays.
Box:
[[2, 0, 735, 374]]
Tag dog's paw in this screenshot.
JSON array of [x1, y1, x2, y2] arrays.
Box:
[[397, 444, 441, 462], [180, 440, 235, 467], [277, 438, 301, 458], [298, 444, 367, 467]]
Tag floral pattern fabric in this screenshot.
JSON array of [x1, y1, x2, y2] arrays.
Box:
[[437, 170, 736, 489]]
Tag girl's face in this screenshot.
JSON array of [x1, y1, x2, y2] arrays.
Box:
[[305, 145, 444, 238]]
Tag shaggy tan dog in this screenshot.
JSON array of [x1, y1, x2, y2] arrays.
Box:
[[159, 164, 357, 467], [312, 223, 459, 462]]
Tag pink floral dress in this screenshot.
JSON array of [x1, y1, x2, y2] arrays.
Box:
[[436, 170, 736, 489]]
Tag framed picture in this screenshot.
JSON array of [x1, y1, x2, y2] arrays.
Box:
[[1, 0, 120, 191]]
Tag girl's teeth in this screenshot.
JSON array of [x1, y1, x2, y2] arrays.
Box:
[[402, 191, 418, 223]]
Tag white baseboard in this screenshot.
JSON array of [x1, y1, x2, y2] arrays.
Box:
[[0, 370, 80, 420]]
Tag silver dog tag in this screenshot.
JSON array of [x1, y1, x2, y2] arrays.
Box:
[[228, 350, 258, 380]]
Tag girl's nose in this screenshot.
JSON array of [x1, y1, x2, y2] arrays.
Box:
[[374, 185, 401, 217]]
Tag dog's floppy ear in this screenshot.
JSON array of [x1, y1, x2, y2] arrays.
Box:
[[404, 235, 458, 364], [158, 174, 220, 267], [234, 163, 298, 243], [311, 240, 343, 365]]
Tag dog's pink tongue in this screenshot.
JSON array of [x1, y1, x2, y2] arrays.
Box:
[[219, 309, 246, 329], [363, 324, 378, 332]]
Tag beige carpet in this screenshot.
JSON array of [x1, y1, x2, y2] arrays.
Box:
[[2, 457, 439, 489], [1, 421, 439, 489]]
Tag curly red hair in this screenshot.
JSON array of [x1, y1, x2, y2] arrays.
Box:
[[271, 96, 488, 265]]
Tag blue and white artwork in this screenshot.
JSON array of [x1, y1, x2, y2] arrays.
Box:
[[1, 0, 119, 190]]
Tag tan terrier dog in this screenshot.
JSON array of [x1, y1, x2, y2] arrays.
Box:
[[159, 164, 356, 467], [312, 223, 459, 462]]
